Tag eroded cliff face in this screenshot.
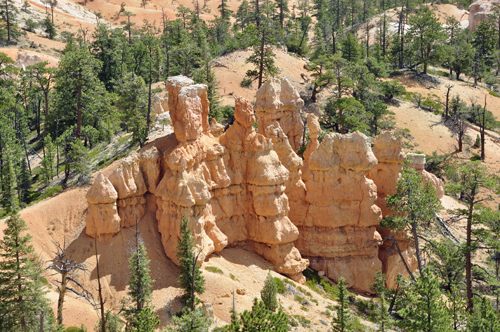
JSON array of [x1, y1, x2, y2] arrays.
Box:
[[469, 0, 500, 31], [366, 132, 417, 290], [296, 115, 384, 292], [86, 76, 427, 292], [86, 76, 308, 282]]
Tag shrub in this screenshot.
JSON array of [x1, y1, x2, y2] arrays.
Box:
[[205, 266, 223, 274], [273, 277, 287, 294], [240, 77, 252, 88], [489, 90, 500, 98]]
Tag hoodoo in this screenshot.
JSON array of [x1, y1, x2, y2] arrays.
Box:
[[85, 76, 433, 292]]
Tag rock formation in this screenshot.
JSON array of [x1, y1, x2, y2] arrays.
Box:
[[469, 0, 500, 31], [85, 76, 427, 292], [366, 132, 417, 289], [295, 123, 384, 292], [85, 172, 121, 240], [255, 77, 305, 151], [85, 76, 308, 282], [406, 153, 444, 199], [14, 52, 42, 69]]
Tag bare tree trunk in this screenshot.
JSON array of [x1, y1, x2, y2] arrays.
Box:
[[76, 68, 82, 139], [258, 29, 265, 88], [466, 187, 475, 312], [95, 237, 106, 332], [56, 270, 67, 325]]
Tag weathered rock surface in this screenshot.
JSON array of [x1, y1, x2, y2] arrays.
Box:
[[469, 0, 500, 31], [296, 128, 384, 292], [85, 76, 419, 291], [14, 52, 42, 69], [86, 78, 308, 281], [255, 77, 305, 151], [406, 153, 444, 199], [85, 172, 121, 240], [366, 132, 417, 289], [166, 76, 210, 142]]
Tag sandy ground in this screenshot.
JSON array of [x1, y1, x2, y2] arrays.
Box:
[[0, 184, 371, 331], [214, 48, 310, 107]]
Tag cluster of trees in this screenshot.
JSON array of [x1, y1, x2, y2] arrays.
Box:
[[371, 160, 500, 331]]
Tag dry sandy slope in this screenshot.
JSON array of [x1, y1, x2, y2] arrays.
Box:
[[214, 48, 310, 107], [0, 187, 362, 330]]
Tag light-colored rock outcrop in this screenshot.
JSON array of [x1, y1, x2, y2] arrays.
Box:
[[14, 52, 42, 69], [296, 128, 384, 292], [406, 153, 444, 199], [366, 132, 417, 289], [255, 81, 308, 228], [255, 77, 305, 151], [166, 76, 210, 142], [469, 0, 500, 31], [85, 172, 121, 240], [86, 76, 419, 291], [210, 118, 225, 138], [86, 77, 308, 281]]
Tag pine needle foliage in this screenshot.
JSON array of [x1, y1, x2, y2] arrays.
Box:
[[176, 214, 205, 308], [261, 269, 278, 312], [0, 211, 51, 331], [331, 277, 354, 332]]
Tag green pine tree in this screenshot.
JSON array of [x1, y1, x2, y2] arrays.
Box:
[[466, 296, 500, 331], [116, 73, 148, 147], [124, 222, 159, 332], [1, 153, 15, 213], [41, 14, 56, 40], [176, 214, 205, 308], [221, 298, 289, 331], [40, 134, 55, 184], [0, 211, 51, 331], [377, 293, 392, 332], [261, 270, 278, 312], [398, 267, 452, 332], [168, 307, 211, 332], [331, 277, 354, 332], [383, 165, 442, 274]]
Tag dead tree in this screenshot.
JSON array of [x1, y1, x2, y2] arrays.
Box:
[[444, 84, 453, 120], [450, 109, 469, 153], [95, 236, 106, 332], [47, 239, 96, 325]]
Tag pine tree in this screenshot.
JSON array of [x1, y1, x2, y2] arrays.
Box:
[[383, 165, 442, 273], [222, 298, 289, 331], [466, 296, 500, 331], [40, 134, 55, 184], [1, 153, 15, 213], [123, 220, 159, 331], [377, 293, 392, 332], [245, 23, 278, 88], [445, 161, 500, 311], [341, 33, 361, 63], [168, 307, 211, 332], [398, 267, 452, 332], [42, 14, 56, 39], [176, 214, 205, 308], [260, 270, 278, 312], [17, 156, 31, 206], [116, 73, 148, 147], [52, 43, 112, 142], [0, 0, 20, 43], [331, 277, 354, 332], [0, 211, 51, 331]]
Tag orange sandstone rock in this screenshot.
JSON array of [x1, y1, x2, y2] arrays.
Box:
[[367, 132, 417, 289]]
